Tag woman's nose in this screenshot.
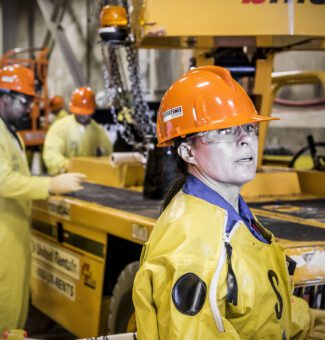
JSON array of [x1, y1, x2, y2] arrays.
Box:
[[237, 129, 252, 145]]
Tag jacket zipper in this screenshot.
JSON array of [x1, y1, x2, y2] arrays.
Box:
[[209, 217, 241, 333]]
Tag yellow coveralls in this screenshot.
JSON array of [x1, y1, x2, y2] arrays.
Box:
[[133, 183, 311, 339], [0, 119, 51, 334], [53, 108, 68, 124], [43, 115, 113, 175]]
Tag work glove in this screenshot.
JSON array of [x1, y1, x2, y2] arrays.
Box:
[[49, 173, 86, 194], [308, 308, 325, 339]]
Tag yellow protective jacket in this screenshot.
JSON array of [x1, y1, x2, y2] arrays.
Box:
[[133, 175, 311, 340], [0, 118, 51, 334], [43, 115, 113, 175], [53, 108, 68, 124]]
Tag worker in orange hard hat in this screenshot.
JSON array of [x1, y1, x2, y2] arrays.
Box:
[[133, 66, 325, 339], [0, 64, 85, 334], [48, 95, 68, 125], [43, 86, 112, 175]]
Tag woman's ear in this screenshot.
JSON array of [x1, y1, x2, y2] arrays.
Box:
[[178, 142, 197, 165]]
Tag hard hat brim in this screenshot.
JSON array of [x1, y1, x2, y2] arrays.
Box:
[[157, 114, 279, 147]]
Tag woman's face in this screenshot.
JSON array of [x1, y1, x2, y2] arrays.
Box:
[[187, 124, 259, 187]]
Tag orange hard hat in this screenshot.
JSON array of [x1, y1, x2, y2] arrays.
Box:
[[69, 86, 96, 115], [0, 64, 35, 96], [157, 66, 279, 147], [100, 5, 128, 27], [49, 95, 64, 111]]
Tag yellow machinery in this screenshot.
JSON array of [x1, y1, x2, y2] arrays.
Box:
[[31, 162, 325, 338], [263, 71, 325, 169], [30, 1, 325, 338]]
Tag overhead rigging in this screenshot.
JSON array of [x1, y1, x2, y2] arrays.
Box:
[[98, 2, 156, 154]]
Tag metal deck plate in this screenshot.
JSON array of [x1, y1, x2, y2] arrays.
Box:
[[67, 183, 325, 242], [250, 199, 325, 223], [256, 215, 325, 242], [67, 182, 162, 219]]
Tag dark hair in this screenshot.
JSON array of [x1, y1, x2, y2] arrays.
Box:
[[161, 137, 189, 212]]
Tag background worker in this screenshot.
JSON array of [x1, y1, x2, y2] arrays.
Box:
[[133, 66, 325, 339], [47, 95, 68, 125], [43, 86, 113, 175], [0, 64, 85, 335]]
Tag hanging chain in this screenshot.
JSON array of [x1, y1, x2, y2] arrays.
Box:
[[101, 45, 138, 147], [99, 0, 156, 153], [125, 45, 155, 138]]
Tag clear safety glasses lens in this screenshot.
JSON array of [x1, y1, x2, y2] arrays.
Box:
[[14, 94, 33, 108], [189, 123, 259, 144]]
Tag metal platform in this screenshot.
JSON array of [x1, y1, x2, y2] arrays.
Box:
[[67, 182, 162, 219], [256, 215, 325, 242], [67, 182, 325, 242], [250, 199, 325, 223]]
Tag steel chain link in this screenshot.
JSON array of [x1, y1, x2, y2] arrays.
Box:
[[101, 45, 138, 147], [99, 0, 156, 153]]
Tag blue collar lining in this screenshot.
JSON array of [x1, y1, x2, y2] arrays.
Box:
[[183, 175, 268, 243]]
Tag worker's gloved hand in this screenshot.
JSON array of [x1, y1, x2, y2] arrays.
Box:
[[49, 173, 86, 194], [308, 308, 325, 339], [64, 159, 71, 173]]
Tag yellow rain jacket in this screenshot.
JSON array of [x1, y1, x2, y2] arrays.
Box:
[[133, 175, 311, 340], [43, 115, 112, 175], [0, 118, 51, 334], [53, 108, 68, 124]]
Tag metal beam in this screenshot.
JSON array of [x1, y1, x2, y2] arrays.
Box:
[[37, 0, 85, 86]]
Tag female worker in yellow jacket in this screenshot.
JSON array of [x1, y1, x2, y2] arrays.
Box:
[[132, 66, 325, 339]]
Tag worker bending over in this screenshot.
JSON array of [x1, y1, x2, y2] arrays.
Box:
[[0, 64, 85, 334], [48, 95, 68, 125], [43, 86, 112, 175]]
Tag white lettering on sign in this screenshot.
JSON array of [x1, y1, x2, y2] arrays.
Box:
[[162, 106, 183, 122], [33, 263, 76, 300], [1, 76, 14, 83], [132, 224, 148, 242], [32, 237, 80, 280]]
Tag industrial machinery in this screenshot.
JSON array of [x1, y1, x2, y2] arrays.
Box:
[[30, 1, 325, 338], [0, 47, 50, 145]]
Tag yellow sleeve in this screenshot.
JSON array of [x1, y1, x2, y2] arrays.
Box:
[[290, 296, 311, 339], [43, 122, 69, 175], [133, 251, 241, 340], [133, 263, 161, 340], [0, 142, 50, 200], [308, 308, 325, 339], [98, 125, 113, 155]]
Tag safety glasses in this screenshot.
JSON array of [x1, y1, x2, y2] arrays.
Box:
[[186, 123, 259, 144], [13, 94, 33, 108]]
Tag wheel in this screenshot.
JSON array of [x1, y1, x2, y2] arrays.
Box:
[[108, 261, 139, 334]]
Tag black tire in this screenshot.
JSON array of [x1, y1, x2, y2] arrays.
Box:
[[108, 261, 139, 334]]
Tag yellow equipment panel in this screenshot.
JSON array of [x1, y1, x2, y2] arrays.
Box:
[[31, 208, 108, 338], [134, 0, 325, 48]]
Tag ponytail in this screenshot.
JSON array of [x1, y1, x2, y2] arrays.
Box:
[[161, 138, 188, 213]]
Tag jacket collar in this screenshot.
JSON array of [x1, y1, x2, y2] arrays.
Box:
[[183, 174, 254, 233]]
